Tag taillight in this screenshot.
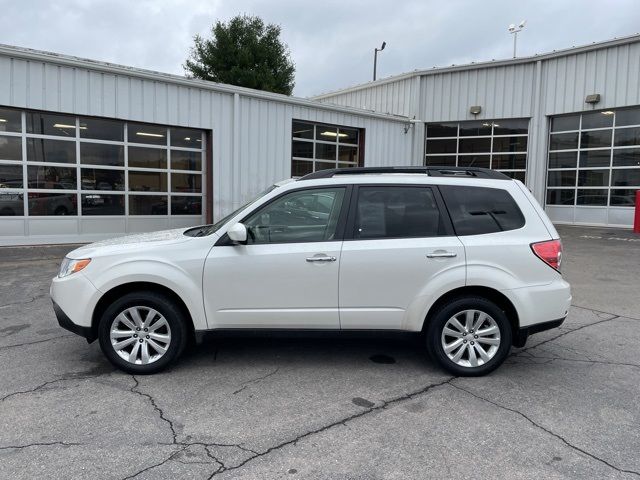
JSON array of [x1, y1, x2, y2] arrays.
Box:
[[531, 239, 562, 271]]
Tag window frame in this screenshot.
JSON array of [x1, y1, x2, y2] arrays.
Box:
[[291, 120, 365, 177], [343, 184, 455, 241], [216, 184, 353, 246]]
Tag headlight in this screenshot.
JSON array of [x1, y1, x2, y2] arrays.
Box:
[[58, 257, 91, 278]]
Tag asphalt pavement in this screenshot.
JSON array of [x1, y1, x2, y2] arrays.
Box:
[[0, 225, 638, 479]]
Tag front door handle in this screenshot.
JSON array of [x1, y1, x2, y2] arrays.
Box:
[[426, 251, 457, 258], [306, 255, 337, 262]]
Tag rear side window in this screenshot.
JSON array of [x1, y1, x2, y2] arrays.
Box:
[[354, 186, 445, 239], [440, 186, 525, 235]]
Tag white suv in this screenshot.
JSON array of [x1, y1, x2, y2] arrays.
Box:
[[50, 167, 571, 376]]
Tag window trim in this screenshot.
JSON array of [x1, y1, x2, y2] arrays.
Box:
[[216, 184, 353, 246], [342, 184, 455, 241]]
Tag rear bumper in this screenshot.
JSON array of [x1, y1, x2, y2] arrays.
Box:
[[513, 316, 565, 348], [52, 301, 96, 342]]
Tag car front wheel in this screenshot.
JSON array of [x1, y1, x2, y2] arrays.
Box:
[[98, 291, 188, 374], [426, 297, 512, 376]]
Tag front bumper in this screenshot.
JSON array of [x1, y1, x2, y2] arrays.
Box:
[[53, 301, 96, 342]]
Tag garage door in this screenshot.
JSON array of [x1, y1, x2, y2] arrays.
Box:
[[0, 107, 207, 245], [545, 108, 640, 227]]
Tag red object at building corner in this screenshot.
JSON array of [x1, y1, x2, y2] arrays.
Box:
[[634, 190, 640, 234]]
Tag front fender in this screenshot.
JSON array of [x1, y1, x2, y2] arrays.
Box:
[[85, 258, 208, 331]]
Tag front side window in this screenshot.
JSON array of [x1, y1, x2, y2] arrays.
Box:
[[440, 186, 525, 235], [354, 186, 444, 239], [244, 187, 345, 244]]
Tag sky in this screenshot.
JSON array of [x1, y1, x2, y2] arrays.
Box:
[[0, 0, 639, 97]]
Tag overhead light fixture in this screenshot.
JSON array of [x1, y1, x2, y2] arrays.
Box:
[[53, 123, 86, 129], [321, 131, 348, 138], [184, 137, 191, 141], [0, 119, 6, 123], [585, 94, 601, 104], [601, 111, 614, 115], [136, 132, 164, 138], [469, 105, 482, 115]]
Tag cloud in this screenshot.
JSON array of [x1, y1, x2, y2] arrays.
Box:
[[0, 0, 638, 97]]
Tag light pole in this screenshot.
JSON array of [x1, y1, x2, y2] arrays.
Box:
[[508, 20, 526, 58], [373, 41, 386, 81]]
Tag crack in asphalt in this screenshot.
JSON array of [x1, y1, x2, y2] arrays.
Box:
[[0, 371, 109, 402], [515, 354, 640, 369], [129, 375, 179, 444], [207, 377, 455, 478], [232, 368, 280, 395], [517, 315, 620, 354], [0, 334, 74, 351], [571, 304, 640, 322], [0, 293, 49, 310], [120, 445, 189, 480], [0, 441, 81, 451], [449, 382, 640, 477]]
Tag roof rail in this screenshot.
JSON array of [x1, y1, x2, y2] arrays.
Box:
[[299, 166, 511, 181]]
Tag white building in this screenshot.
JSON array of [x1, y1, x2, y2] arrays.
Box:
[[1, 34, 639, 245], [314, 34, 640, 229]]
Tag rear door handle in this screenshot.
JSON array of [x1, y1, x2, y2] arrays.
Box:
[[306, 255, 337, 262], [426, 252, 457, 258]]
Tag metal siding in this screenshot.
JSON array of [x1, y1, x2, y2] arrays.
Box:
[[315, 77, 415, 116]]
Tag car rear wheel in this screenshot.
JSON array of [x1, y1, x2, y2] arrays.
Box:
[[426, 297, 512, 376], [98, 291, 188, 374]]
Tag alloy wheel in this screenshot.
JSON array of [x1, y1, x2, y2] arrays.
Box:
[[110, 306, 172, 365], [440, 309, 501, 368]]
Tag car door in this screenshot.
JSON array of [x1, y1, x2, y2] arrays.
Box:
[[203, 186, 349, 329], [339, 184, 466, 330]]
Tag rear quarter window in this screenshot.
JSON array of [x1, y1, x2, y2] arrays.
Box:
[[440, 185, 525, 235]]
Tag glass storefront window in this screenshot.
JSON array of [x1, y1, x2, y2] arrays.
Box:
[[80, 143, 124, 167], [81, 194, 125, 215], [27, 192, 77, 216], [170, 128, 202, 149], [291, 120, 361, 176], [0, 164, 23, 188], [81, 168, 125, 191], [26, 138, 76, 164], [0, 136, 22, 160], [128, 123, 167, 146], [0, 108, 22, 133], [26, 112, 77, 137], [129, 171, 167, 192], [547, 108, 640, 209], [425, 118, 528, 180], [129, 195, 167, 215], [0, 108, 205, 220], [79, 118, 124, 141], [129, 147, 167, 169], [27, 165, 76, 190]]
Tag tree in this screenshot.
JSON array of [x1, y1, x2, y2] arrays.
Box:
[[184, 15, 295, 95]]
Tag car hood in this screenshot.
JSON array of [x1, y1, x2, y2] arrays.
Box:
[[67, 227, 201, 258]]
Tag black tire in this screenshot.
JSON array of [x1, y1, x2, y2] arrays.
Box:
[[98, 291, 188, 374], [426, 296, 512, 377]]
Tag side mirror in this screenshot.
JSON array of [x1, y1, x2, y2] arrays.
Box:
[[227, 223, 248, 244]]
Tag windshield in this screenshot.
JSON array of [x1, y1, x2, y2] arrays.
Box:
[[184, 185, 278, 237]]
